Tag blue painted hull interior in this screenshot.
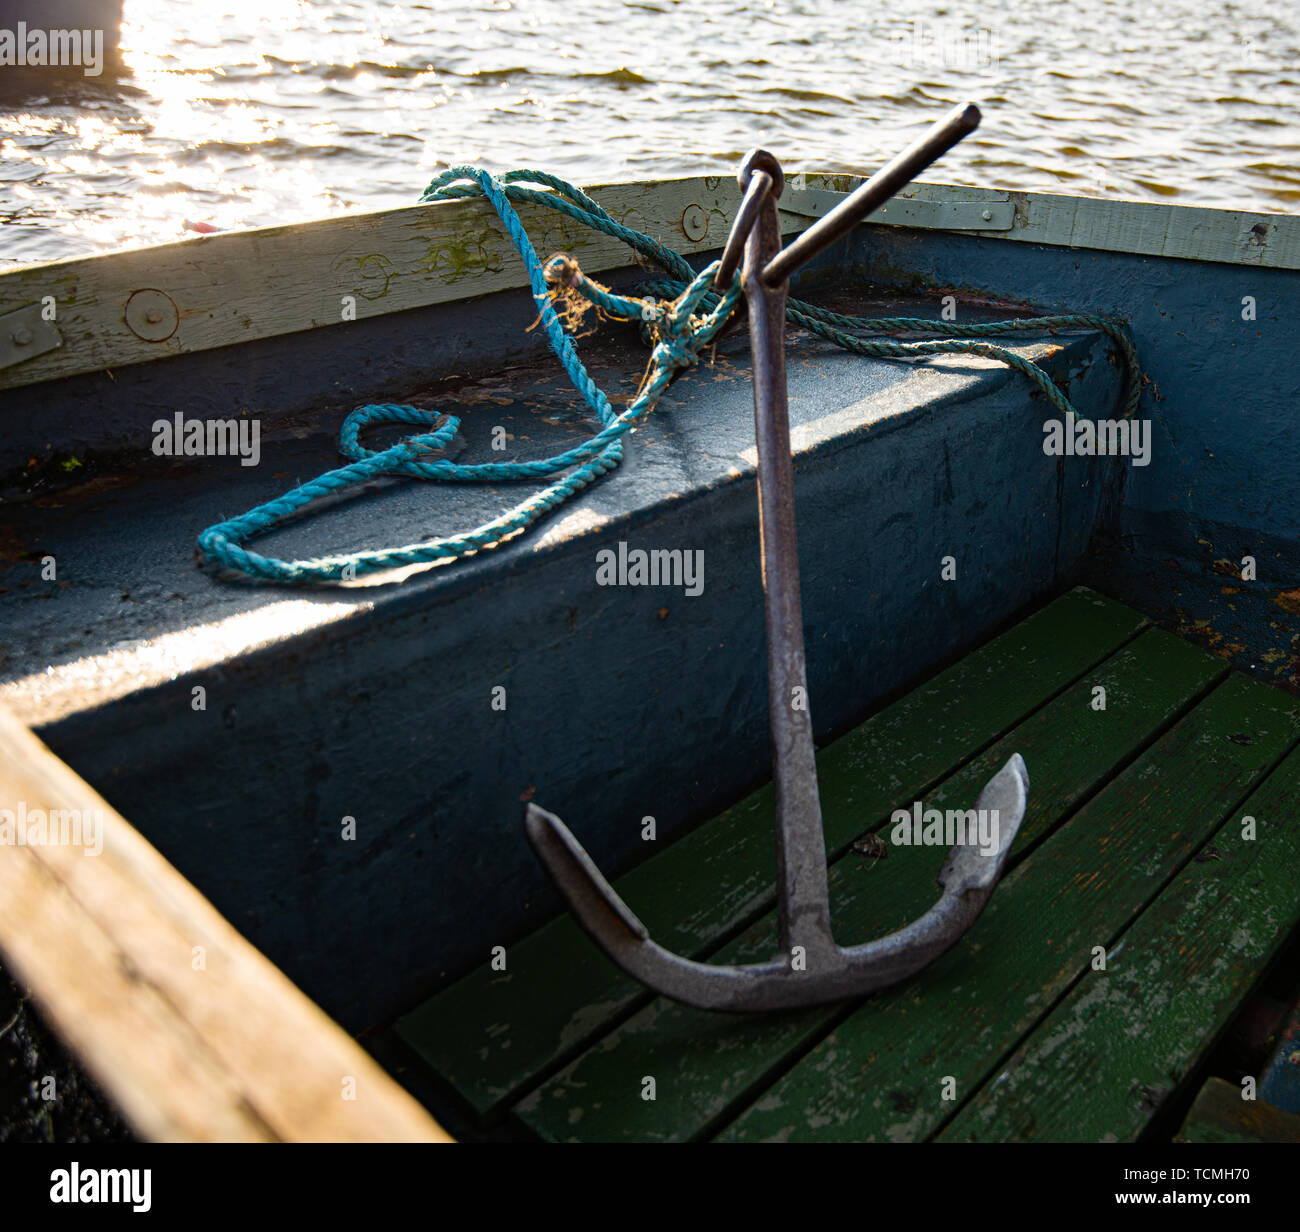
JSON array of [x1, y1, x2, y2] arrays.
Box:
[[850, 228, 1300, 695], [0, 228, 1291, 1031]]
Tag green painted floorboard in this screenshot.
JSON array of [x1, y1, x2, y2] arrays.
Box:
[[515, 625, 1224, 1141], [715, 672, 1299, 1142], [398, 588, 1145, 1117], [938, 738, 1300, 1142]]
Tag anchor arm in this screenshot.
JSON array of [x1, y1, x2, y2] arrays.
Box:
[[525, 753, 1027, 1013]]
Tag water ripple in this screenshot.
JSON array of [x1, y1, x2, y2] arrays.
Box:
[[0, 0, 1296, 262]]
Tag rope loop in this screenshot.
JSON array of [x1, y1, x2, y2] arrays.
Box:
[[338, 405, 461, 475]]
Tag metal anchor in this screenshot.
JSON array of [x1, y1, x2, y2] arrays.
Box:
[[525, 102, 1029, 1013]]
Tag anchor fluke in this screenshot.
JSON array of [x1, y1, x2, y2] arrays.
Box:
[[938, 751, 1029, 896], [524, 803, 649, 943]]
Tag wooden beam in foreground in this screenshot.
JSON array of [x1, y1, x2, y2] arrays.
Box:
[[0, 703, 450, 1142]]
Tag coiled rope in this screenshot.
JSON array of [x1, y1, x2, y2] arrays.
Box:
[[196, 167, 1140, 583]]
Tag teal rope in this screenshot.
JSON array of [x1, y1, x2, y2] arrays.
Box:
[[641, 278, 1142, 422], [196, 168, 1141, 583]]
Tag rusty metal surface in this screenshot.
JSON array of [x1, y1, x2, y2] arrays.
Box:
[[527, 105, 1031, 1012]]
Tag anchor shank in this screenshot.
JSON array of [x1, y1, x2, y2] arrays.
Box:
[[743, 180, 834, 960]]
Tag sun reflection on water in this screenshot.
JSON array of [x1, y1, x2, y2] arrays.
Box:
[[0, 0, 1296, 263]]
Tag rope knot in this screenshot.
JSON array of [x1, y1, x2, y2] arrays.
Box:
[[543, 253, 582, 290], [645, 282, 718, 373], [651, 335, 700, 371]]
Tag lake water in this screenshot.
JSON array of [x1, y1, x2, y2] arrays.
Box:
[[1, 0, 1297, 263]]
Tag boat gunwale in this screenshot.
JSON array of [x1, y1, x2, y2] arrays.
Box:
[[0, 174, 1295, 393]]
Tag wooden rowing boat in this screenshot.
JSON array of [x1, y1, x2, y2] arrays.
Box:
[[0, 169, 1297, 1141]]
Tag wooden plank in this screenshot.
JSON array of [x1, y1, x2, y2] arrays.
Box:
[[397, 588, 1145, 1118], [0, 703, 450, 1142], [939, 741, 1300, 1142], [782, 176, 1300, 271], [1176, 1077, 1300, 1144], [0, 175, 757, 392], [514, 626, 1226, 1141], [710, 672, 1297, 1143]]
